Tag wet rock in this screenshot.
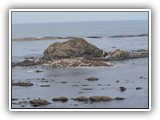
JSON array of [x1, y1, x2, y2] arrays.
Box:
[[119, 87, 127, 92], [136, 87, 143, 90], [107, 49, 131, 61], [15, 59, 39, 67], [101, 96, 113, 101], [86, 77, 99, 81], [59, 81, 67, 84], [89, 96, 102, 102], [12, 98, 18, 101], [116, 80, 120, 83], [40, 85, 50, 87], [35, 70, 43, 73], [12, 82, 34, 87], [73, 96, 89, 101], [82, 88, 92, 90], [43, 37, 103, 60], [30, 98, 51, 107], [115, 97, 125, 100], [52, 97, 68, 102]]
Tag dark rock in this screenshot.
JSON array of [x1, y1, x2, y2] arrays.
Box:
[[15, 59, 38, 66], [115, 97, 125, 100], [43, 37, 103, 60], [82, 88, 92, 90], [136, 87, 143, 90], [12, 98, 18, 101], [119, 87, 127, 92], [116, 80, 120, 83], [59, 81, 67, 84], [52, 97, 68, 102], [40, 85, 50, 87], [86, 36, 102, 39], [35, 70, 43, 73], [140, 76, 143, 79], [86, 77, 99, 81], [12, 82, 34, 87], [109, 34, 148, 38], [30, 98, 51, 106]]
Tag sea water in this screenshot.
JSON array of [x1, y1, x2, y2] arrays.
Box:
[[11, 20, 149, 109]]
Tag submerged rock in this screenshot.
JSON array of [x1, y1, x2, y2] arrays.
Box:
[[115, 97, 125, 100], [136, 87, 143, 90], [12, 82, 34, 87], [86, 77, 99, 81], [43, 37, 103, 60], [119, 86, 127, 92]]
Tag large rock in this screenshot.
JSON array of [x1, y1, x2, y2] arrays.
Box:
[[43, 37, 103, 60]]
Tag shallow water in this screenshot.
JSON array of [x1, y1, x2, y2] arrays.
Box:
[[12, 58, 148, 109]]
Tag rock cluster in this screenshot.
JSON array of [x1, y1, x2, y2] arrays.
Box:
[[30, 98, 51, 107]]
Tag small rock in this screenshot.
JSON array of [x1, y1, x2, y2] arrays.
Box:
[[40, 85, 50, 87], [140, 76, 143, 79], [119, 87, 127, 92], [115, 97, 125, 100], [35, 70, 43, 73], [89, 96, 101, 102], [74, 96, 89, 101], [30, 98, 51, 106], [116, 80, 120, 83], [101, 96, 112, 101], [52, 97, 68, 102], [86, 77, 99, 81], [12, 82, 34, 87], [82, 88, 92, 90], [136, 87, 143, 90], [60, 81, 67, 84]]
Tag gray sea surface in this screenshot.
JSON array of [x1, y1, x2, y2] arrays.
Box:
[[11, 20, 149, 109]]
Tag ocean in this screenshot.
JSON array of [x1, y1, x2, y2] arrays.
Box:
[[11, 20, 149, 109], [12, 20, 148, 39]]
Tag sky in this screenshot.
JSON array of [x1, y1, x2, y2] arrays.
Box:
[[12, 11, 148, 24]]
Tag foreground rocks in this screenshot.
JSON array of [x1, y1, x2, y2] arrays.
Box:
[[30, 98, 51, 107]]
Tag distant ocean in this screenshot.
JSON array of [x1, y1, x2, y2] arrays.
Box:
[[12, 20, 148, 62], [12, 20, 148, 39]]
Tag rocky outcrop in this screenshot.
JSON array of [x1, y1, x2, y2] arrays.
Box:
[[105, 49, 148, 61], [43, 37, 103, 60], [106, 49, 131, 61]]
